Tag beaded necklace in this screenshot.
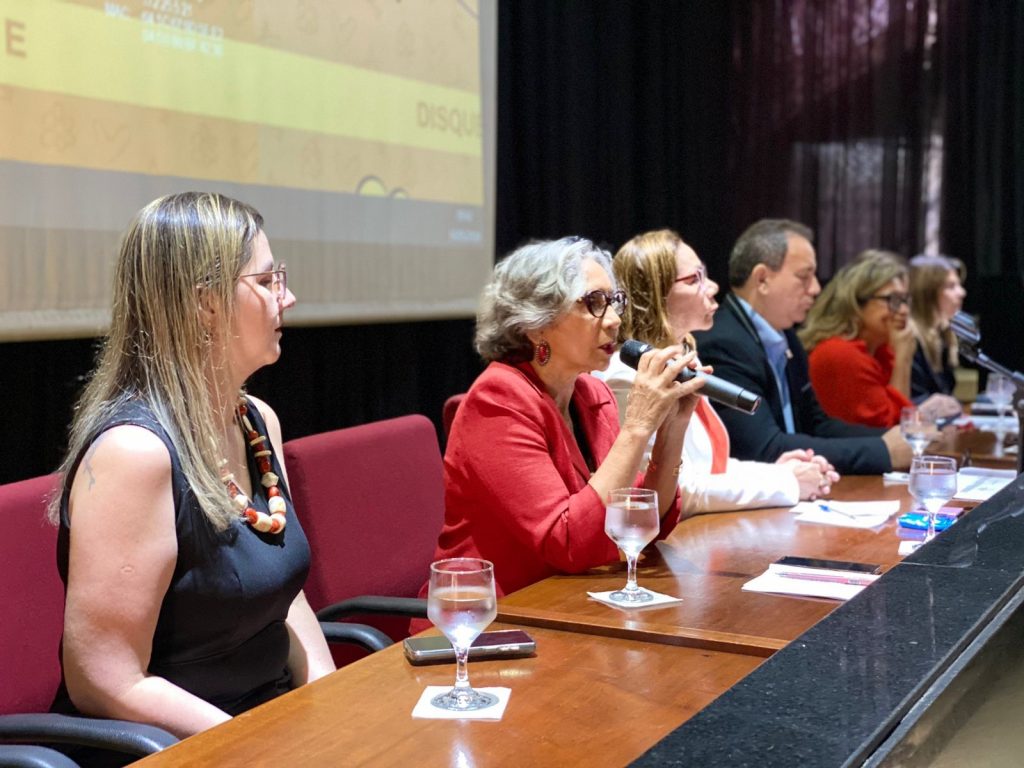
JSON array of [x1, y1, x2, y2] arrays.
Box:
[[218, 397, 287, 534]]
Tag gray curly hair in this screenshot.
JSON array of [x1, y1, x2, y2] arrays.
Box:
[[475, 236, 615, 363]]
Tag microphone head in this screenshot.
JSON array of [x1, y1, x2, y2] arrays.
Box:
[[950, 311, 980, 346], [619, 339, 653, 370]]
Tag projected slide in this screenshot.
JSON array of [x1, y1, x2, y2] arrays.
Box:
[[0, 0, 496, 339]]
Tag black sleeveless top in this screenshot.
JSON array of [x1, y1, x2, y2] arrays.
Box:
[[53, 397, 311, 716]]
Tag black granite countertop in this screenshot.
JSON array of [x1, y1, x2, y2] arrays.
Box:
[[632, 474, 1024, 768]]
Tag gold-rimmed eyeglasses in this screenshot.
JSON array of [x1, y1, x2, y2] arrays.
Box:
[[239, 263, 288, 302]]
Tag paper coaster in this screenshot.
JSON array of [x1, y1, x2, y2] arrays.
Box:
[[411, 686, 511, 720], [587, 588, 683, 609], [899, 540, 923, 556]]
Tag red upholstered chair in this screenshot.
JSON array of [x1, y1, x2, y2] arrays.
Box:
[[0, 474, 176, 760], [283, 415, 443, 665], [442, 393, 466, 439]]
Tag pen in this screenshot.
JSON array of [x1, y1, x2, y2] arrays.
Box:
[[776, 570, 877, 587], [817, 502, 857, 520]]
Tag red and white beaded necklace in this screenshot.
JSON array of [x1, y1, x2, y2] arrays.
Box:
[[218, 397, 287, 534]]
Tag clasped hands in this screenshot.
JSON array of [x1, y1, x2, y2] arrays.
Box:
[[776, 449, 840, 501]]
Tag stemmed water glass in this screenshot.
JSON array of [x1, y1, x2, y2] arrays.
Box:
[[900, 406, 938, 459], [604, 488, 659, 603], [426, 558, 499, 711], [909, 455, 958, 542], [985, 373, 1015, 455]]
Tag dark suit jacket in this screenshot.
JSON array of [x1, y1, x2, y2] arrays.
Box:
[[692, 294, 892, 474]]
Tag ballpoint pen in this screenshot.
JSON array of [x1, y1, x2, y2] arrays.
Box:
[[816, 502, 857, 520], [776, 570, 878, 587]]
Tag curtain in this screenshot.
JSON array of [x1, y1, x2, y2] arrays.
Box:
[[727, 0, 955, 277]]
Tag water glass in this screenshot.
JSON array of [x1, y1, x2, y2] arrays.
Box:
[[604, 488, 659, 603], [900, 406, 937, 458], [985, 373, 1015, 448], [909, 455, 958, 542], [426, 558, 498, 711]]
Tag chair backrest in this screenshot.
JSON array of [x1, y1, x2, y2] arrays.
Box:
[[441, 393, 466, 439], [0, 474, 64, 715], [283, 415, 444, 615]]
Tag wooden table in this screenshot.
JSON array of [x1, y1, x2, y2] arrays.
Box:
[[129, 476, 973, 766], [133, 624, 763, 768], [498, 476, 928, 656], [930, 424, 1017, 469]]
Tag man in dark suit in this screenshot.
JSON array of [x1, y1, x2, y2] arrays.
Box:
[[693, 219, 911, 474]]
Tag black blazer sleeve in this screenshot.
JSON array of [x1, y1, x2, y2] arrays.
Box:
[[692, 296, 892, 475]]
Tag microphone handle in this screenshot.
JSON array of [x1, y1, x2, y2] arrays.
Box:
[[617, 338, 761, 414], [674, 365, 761, 415]]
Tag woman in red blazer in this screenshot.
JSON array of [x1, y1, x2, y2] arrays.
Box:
[[799, 250, 960, 428], [432, 237, 705, 598]]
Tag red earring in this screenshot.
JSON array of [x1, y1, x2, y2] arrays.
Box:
[[535, 340, 551, 366]]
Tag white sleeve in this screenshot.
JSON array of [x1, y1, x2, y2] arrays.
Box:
[[678, 459, 800, 515]]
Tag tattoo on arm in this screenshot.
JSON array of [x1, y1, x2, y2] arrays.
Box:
[[81, 432, 110, 492]]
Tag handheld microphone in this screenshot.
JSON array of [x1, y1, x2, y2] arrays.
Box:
[[619, 339, 761, 415]]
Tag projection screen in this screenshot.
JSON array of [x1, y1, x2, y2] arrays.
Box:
[[0, 0, 496, 340]]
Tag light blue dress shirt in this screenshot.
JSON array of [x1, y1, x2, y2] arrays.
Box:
[[735, 297, 795, 434]]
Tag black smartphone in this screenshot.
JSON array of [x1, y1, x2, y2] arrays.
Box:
[[403, 629, 537, 665], [774, 555, 882, 575]]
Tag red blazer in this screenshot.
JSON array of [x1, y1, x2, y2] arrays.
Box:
[[432, 361, 680, 598], [808, 336, 913, 428]]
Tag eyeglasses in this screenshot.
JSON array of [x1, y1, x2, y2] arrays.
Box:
[[865, 292, 910, 312], [578, 289, 628, 319], [674, 264, 707, 293], [239, 263, 288, 302]]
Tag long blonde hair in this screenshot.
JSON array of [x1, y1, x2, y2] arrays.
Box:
[[49, 192, 264, 530], [614, 229, 694, 349], [909, 254, 964, 371], [799, 249, 908, 353]]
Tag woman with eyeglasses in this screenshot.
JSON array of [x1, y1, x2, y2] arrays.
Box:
[[430, 237, 704, 597], [799, 249, 961, 428], [48, 192, 334, 754], [596, 229, 839, 513]]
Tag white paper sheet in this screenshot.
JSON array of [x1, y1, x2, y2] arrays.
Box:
[[955, 467, 1016, 502], [742, 563, 880, 601], [791, 500, 900, 529]]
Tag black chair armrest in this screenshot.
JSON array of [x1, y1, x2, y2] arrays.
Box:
[[315, 596, 428, 622], [0, 713, 176, 757], [319, 621, 394, 652], [0, 744, 81, 768]]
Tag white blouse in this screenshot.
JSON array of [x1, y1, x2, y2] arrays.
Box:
[[596, 352, 799, 515]]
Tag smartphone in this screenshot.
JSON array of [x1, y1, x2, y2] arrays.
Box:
[[403, 629, 537, 665], [774, 555, 883, 575]]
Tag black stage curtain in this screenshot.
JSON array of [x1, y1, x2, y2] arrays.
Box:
[[726, 0, 956, 278], [942, 0, 1024, 373], [495, 0, 733, 266]]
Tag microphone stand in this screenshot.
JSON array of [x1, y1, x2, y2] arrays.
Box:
[[954, 341, 1024, 475]]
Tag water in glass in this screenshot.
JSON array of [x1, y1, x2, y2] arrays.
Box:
[[909, 455, 958, 542], [427, 558, 499, 711], [900, 406, 936, 458], [605, 488, 659, 603], [985, 374, 1015, 450]]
